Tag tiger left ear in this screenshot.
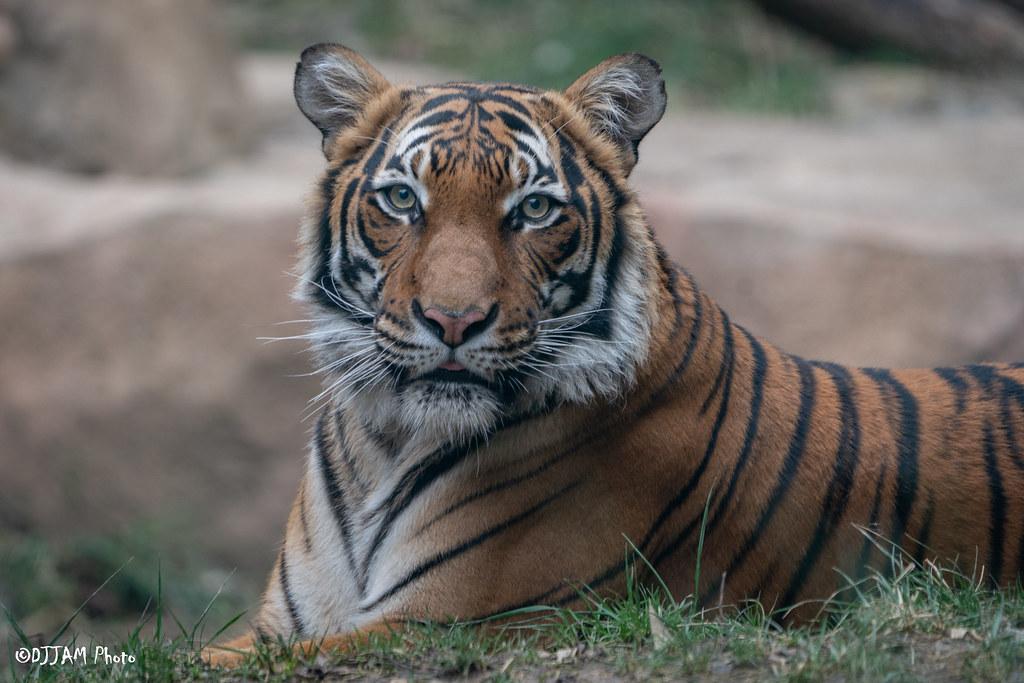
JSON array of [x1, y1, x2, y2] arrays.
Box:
[[294, 43, 392, 156], [565, 53, 667, 172]]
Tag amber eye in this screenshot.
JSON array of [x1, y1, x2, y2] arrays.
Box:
[[383, 185, 417, 212], [520, 194, 551, 221]]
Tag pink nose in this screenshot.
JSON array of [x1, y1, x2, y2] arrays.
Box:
[[421, 307, 488, 347]]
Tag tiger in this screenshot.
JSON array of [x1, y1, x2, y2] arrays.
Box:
[[205, 43, 1024, 666]]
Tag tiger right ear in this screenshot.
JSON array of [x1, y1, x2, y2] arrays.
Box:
[[565, 53, 667, 172], [294, 43, 391, 155]]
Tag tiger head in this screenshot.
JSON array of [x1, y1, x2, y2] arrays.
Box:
[[293, 44, 668, 445]]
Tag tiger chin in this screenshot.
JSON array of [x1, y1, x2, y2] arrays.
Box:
[[204, 44, 1024, 667]]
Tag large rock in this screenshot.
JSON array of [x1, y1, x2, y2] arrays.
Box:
[[0, 0, 252, 176], [0, 205, 315, 580], [635, 110, 1024, 367]]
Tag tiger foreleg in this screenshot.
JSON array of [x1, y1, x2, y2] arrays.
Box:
[[201, 620, 403, 670]]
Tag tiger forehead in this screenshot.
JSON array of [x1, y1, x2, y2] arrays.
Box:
[[382, 83, 561, 184]]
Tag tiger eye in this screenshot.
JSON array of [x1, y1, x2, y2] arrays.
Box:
[[385, 185, 417, 211], [520, 194, 551, 220]]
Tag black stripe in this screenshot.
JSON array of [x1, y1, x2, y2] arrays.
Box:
[[1000, 388, 1024, 471], [967, 365, 1024, 471], [912, 492, 935, 566], [653, 326, 767, 568], [863, 368, 920, 548], [418, 449, 568, 534], [702, 329, 768, 535], [362, 481, 578, 611], [360, 118, 397, 182], [1017, 495, 1024, 576], [545, 172, 599, 317], [356, 209, 398, 259], [779, 361, 862, 608], [298, 486, 313, 554], [477, 541, 628, 619], [719, 356, 816, 587], [565, 192, 618, 339], [495, 109, 536, 136], [642, 314, 735, 564], [934, 367, 969, 414], [278, 550, 305, 636], [971, 358, 1024, 410], [315, 412, 363, 594], [361, 438, 484, 579], [855, 460, 888, 581], [983, 422, 1006, 584], [642, 270, 704, 410], [749, 559, 782, 607], [254, 624, 272, 643], [699, 308, 734, 416], [334, 409, 370, 492]]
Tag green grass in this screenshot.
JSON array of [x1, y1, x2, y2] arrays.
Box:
[[5, 549, 1024, 681], [226, 0, 834, 114]]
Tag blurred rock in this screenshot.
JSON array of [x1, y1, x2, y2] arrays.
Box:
[[0, 0, 253, 176], [830, 66, 1024, 120], [0, 12, 15, 65], [0, 202, 316, 577]]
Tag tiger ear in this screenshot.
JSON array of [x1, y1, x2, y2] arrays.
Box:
[[294, 43, 391, 156], [564, 53, 667, 172]]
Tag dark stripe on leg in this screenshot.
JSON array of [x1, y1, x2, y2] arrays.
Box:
[[298, 485, 313, 554], [315, 411, 363, 594], [278, 550, 305, 636]]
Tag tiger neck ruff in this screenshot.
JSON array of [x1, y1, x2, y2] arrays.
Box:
[[205, 44, 1024, 665]]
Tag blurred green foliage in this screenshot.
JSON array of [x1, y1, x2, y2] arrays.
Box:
[[0, 524, 247, 637], [227, 0, 833, 113]]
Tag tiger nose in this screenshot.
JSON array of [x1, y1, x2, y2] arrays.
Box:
[[413, 301, 497, 347]]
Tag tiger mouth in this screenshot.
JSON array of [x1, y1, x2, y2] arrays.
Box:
[[415, 367, 492, 388]]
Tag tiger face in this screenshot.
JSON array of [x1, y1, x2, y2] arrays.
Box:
[[294, 45, 667, 444]]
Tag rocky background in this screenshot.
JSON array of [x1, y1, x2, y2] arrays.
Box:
[[1, 0, 1023, 642]]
